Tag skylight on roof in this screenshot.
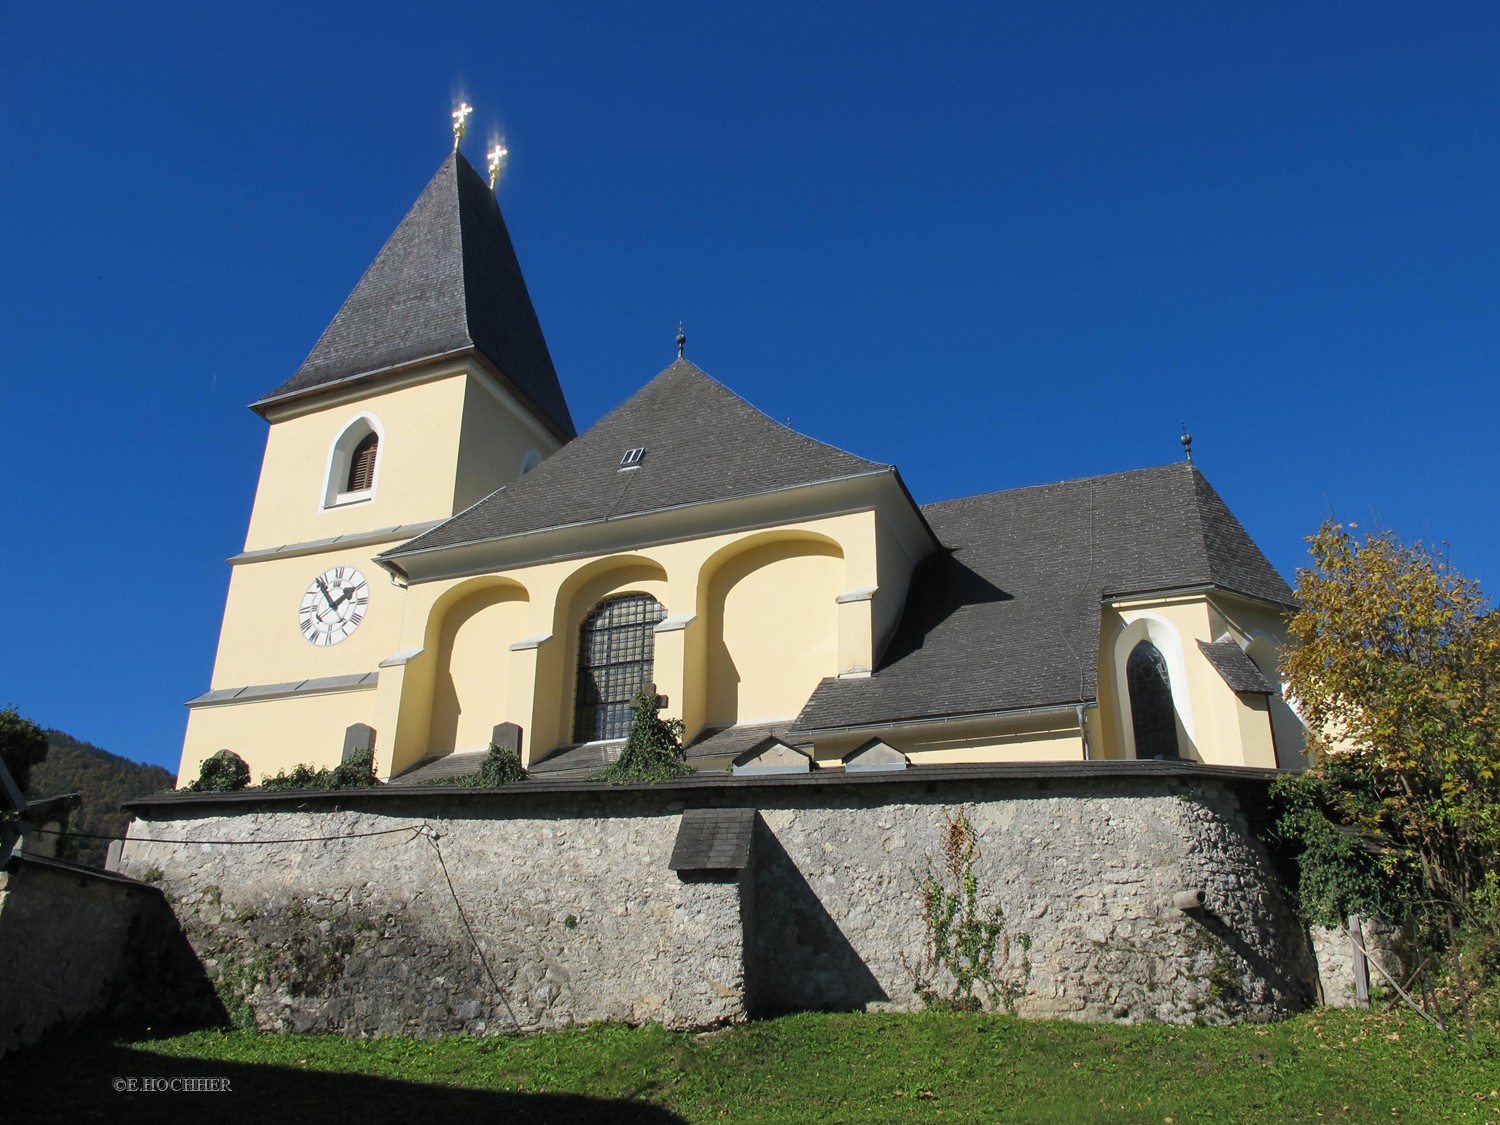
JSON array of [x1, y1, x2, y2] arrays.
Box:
[[619, 448, 646, 469]]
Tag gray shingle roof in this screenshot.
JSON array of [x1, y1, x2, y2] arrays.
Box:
[[388, 750, 488, 785], [1198, 640, 1276, 694], [668, 807, 756, 872], [528, 741, 621, 776], [685, 721, 798, 763], [792, 463, 1293, 733], [254, 150, 574, 440], [384, 359, 887, 558]]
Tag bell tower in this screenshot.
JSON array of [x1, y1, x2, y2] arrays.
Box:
[[178, 143, 573, 783]]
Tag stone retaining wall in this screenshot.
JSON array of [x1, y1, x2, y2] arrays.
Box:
[[0, 856, 196, 1056], [120, 770, 1321, 1036]]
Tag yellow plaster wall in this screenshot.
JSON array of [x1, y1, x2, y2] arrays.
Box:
[[179, 688, 376, 785], [873, 516, 917, 662], [427, 584, 530, 755], [373, 513, 879, 771], [245, 373, 469, 550], [209, 551, 400, 689], [705, 540, 841, 727], [807, 715, 1087, 766], [454, 375, 559, 511]]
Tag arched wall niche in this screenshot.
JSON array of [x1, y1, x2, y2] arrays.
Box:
[[697, 534, 844, 728], [1109, 612, 1197, 761], [550, 555, 670, 745], [422, 577, 531, 757]]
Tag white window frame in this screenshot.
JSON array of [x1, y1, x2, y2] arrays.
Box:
[[322, 413, 384, 510], [1110, 611, 1196, 760]]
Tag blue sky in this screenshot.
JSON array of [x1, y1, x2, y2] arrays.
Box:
[[3, 3, 1498, 772]]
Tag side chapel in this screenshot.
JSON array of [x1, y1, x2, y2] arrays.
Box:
[[178, 147, 1306, 785]]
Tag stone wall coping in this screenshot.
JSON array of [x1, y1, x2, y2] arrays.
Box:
[[4, 851, 157, 890], [121, 760, 1283, 816]]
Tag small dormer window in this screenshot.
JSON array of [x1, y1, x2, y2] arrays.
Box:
[[620, 447, 646, 469]]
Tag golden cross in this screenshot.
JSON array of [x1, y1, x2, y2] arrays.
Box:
[[452, 102, 473, 149], [487, 141, 509, 189]]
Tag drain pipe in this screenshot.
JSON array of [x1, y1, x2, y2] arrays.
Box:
[[1077, 703, 1092, 761]]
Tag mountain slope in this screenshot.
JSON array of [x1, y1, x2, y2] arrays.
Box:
[[26, 731, 175, 867]]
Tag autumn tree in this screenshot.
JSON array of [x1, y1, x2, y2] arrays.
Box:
[[1275, 521, 1500, 1000]]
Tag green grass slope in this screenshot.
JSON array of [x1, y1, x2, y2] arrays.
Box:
[[0, 1008, 1496, 1123]]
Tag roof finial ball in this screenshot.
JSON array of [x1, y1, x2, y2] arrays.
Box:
[[1180, 421, 1193, 464], [451, 102, 473, 151], [676, 322, 687, 360]]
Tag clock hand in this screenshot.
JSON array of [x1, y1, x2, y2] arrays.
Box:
[[315, 577, 337, 609], [332, 584, 364, 611]]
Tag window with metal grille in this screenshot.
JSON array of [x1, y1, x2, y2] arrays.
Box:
[[346, 432, 379, 493], [1127, 640, 1180, 758], [573, 593, 665, 742]]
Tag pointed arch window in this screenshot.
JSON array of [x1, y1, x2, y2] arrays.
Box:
[[573, 593, 665, 743], [323, 415, 382, 508], [1127, 640, 1180, 759], [346, 432, 379, 492]]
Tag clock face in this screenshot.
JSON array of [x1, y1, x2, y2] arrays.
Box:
[[297, 566, 369, 647]]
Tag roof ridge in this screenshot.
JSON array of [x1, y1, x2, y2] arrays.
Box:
[[662, 358, 889, 470], [1178, 462, 1214, 583], [920, 462, 1186, 513]]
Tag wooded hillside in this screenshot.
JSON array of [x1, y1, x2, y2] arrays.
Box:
[[26, 731, 175, 867]]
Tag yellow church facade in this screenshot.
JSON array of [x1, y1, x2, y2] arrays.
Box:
[[179, 150, 1304, 786]]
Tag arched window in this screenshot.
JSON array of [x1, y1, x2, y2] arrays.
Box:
[[1127, 640, 1180, 759], [323, 415, 382, 507], [346, 432, 379, 492], [573, 593, 665, 743]]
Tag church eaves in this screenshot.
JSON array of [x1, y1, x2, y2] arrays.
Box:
[[253, 150, 575, 440], [382, 359, 893, 560]]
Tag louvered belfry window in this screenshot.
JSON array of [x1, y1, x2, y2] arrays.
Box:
[[346, 432, 379, 493], [1127, 640, 1180, 758], [573, 593, 666, 742]]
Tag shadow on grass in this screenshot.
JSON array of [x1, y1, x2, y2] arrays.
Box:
[[0, 1036, 685, 1125]]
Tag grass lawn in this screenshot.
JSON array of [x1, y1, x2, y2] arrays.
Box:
[[2, 1007, 1496, 1124]]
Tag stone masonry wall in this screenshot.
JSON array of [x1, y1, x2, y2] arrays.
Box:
[[120, 773, 1318, 1036], [0, 857, 164, 1056]]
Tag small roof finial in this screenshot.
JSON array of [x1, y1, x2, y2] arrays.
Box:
[[487, 139, 508, 189], [1180, 420, 1193, 464], [676, 322, 687, 359], [452, 102, 473, 150]]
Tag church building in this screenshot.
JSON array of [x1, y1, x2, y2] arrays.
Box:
[[178, 146, 1305, 786]]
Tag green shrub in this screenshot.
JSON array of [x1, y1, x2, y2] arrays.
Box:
[[418, 743, 528, 787], [598, 689, 693, 784], [476, 742, 526, 786], [261, 750, 377, 792], [186, 749, 251, 793]]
